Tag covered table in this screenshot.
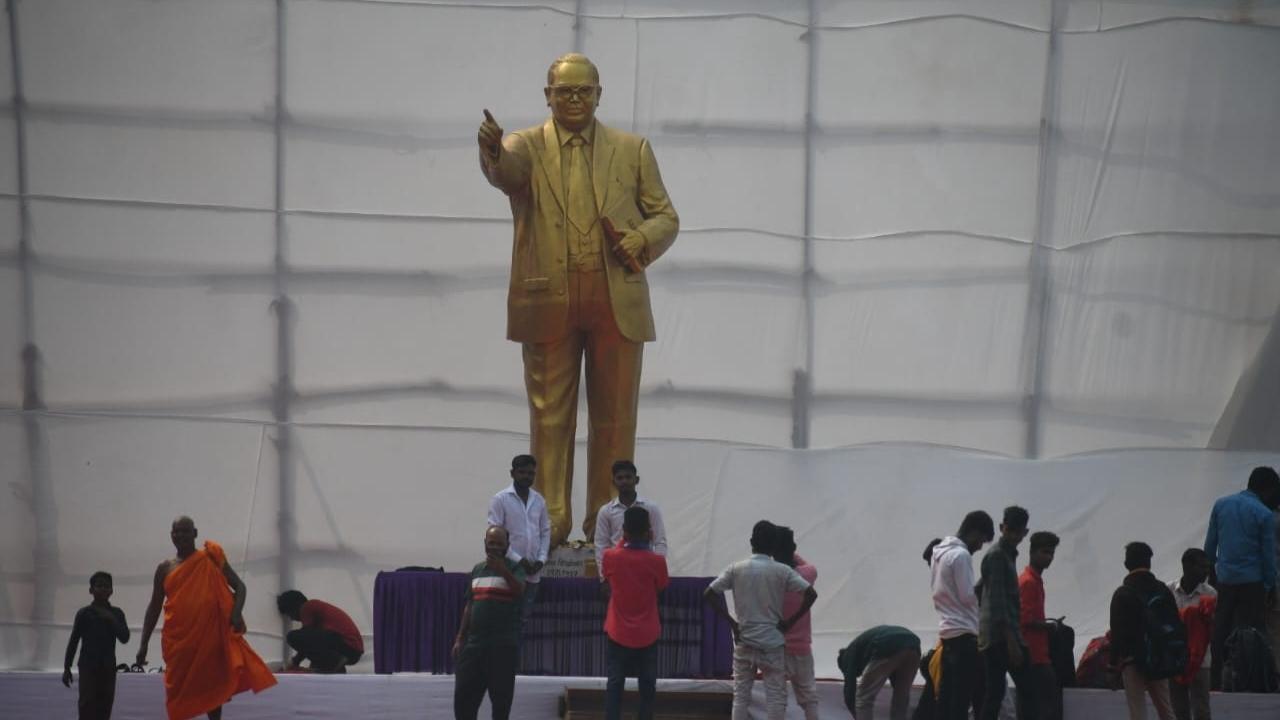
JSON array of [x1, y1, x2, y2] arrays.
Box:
[[373, 572, 733, 678]]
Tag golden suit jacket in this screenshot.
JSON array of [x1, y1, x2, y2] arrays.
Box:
[[479, 119, 679, 344]]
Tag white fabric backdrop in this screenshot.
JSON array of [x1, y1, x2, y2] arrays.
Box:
[[2, 0, 1279, 677]]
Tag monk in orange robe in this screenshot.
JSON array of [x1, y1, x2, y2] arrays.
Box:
[[137, 516, 276, 720]]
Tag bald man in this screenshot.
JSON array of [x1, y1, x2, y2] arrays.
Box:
[[453, 527, 528, 720], [136, 517, 275, 720]]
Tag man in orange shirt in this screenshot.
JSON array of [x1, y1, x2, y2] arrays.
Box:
[[601, 506, 670, 720], [136, 516, 276, 720], [1019, 531, 1061, 720], [276, 590, 364, 673]]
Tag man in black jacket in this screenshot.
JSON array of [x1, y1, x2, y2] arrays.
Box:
[[1109, 542, 1175, 720]]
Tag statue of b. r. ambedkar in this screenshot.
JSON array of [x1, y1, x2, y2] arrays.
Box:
[[478, 53, 679, 547]]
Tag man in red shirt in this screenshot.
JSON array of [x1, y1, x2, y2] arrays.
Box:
[[601, 506, 670, 720], [277, 590, 364, 673], [1019, 531, 1061, 720]]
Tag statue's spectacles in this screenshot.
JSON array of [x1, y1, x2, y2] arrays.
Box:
[[549, 85, 598, 100]]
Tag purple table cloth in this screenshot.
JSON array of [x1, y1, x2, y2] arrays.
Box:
[[373, 572, 733, 678]]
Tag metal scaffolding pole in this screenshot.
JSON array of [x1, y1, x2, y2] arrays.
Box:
[[272, 0, 297, 663], [5, 0, 31, 363], [573, 0, 585, 52], [1022, 0, 1065, 459], [7, 0, 57, 670], [792, 0, 818, 449]]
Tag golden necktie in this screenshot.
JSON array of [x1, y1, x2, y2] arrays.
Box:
[[567, 135, 597, 237]]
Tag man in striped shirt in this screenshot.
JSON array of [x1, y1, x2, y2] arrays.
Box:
[[453, 526, 527, 720]]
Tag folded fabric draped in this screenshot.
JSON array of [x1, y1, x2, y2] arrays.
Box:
[[162, 540, 276, 720]]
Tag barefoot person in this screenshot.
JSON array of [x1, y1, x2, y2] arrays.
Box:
[[136, 516, 276, 720]]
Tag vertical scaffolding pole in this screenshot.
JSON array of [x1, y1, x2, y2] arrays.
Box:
[[792, 0, 818, 449], [5, 0, 30, 364], [573, 0, 585, 52], [272, 0, 297, 663], [8, 0, 56, 670], [1022, 0, 1065, 459]]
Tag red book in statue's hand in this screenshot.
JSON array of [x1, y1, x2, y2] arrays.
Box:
[[602, 217, 644, 274]]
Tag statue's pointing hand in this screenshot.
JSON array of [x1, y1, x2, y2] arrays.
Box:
[[478, 109, 503, 158]]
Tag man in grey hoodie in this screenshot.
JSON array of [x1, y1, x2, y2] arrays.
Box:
[[931, 510, 996, 720]]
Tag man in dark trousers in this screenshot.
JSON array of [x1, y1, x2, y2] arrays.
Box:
[[1203, 465, 1279, 689], [931, 511, 994, 720], [1109, 542, 1176, 720], [601, 506, 669, 720], [1168, 549, 1215, 720], [453, 526, 527, 720], [277, 590, 364, 673], [978, 506, 1035, 720], [63, 571, 129, 720], [1019, 531, 1061, 720]]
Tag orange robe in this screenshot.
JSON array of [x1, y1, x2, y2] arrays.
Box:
[[161, 540, 276, 720]]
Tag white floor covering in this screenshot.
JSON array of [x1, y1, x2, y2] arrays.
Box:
[[3, 671, 1278, 719]]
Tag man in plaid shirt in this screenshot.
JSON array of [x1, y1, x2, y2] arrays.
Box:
[[979, 506, 1036, 720]]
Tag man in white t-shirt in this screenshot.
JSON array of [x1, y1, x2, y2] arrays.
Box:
[[704, 521, 817, 720], [931, 510, 995, 720]]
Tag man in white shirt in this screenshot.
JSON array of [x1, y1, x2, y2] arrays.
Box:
[[487, 455, 552, 629], [1168, 548, 1216, 720], [593, 460, 667, 571], [704, 521, 817, 720], [931, 510, 995, 720]]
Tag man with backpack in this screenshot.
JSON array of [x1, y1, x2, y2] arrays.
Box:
[[1204, 466, 1279, 690], [1109, 542, 1184, 720]]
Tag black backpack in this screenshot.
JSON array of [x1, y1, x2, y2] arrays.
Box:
[[1222, 626, 1279, 693], [1138, 586, 1188, 680], [1047, 619, 1077, 688]]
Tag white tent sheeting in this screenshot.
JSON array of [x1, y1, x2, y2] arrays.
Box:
[[2, 0, 1279, 678]]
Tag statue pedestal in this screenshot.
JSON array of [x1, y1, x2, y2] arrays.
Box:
[[541, 543, 597, 578]]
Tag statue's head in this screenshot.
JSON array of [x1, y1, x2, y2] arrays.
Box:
[[545, 53, 601, 133]]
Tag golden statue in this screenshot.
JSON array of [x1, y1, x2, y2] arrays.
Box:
[[478, 53, 679, 547]]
